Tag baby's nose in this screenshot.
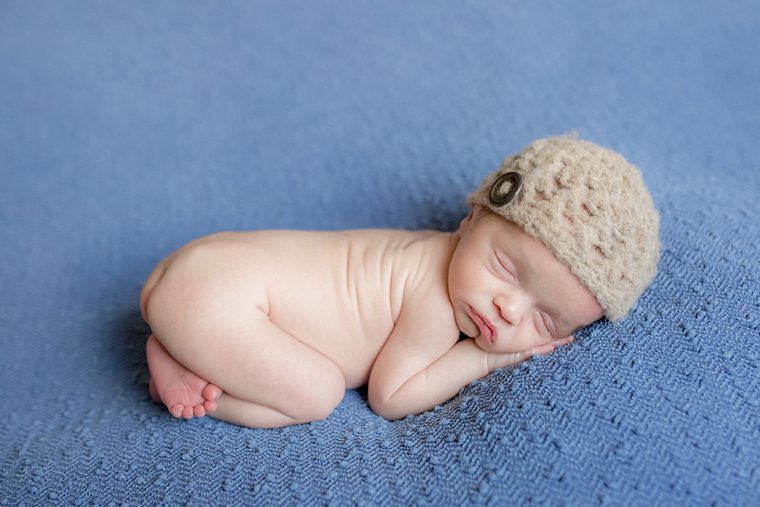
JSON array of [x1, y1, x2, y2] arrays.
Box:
[[493, 293, 529, 326]]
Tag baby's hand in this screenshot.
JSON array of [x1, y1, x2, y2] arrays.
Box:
[[486, 350, 530, 372], [528, 335, 574, 357], [486, 336, 574, 372]]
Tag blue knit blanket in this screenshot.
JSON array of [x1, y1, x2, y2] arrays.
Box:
[[2, 1, 759, 504]]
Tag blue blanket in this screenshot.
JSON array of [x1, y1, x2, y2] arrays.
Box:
[[2, 1, 759, 504]]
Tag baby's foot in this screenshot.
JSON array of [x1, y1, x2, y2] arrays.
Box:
[[146, 335, 222, 419]]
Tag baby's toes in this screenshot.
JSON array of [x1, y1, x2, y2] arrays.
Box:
[[204, 399, 218, 413], [202, 384, 222, 402], [193, 405, 206, 418], [169, 404, 185, 418], [181, 406, 195, 420]]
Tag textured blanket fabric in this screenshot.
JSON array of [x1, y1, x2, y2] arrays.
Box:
[[2, 1, 759, 505]]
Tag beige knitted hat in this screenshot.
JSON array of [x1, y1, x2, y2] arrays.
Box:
[[467, 134, 660, 322]]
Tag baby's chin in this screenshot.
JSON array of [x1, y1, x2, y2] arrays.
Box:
[[471, 333, 488, 350], [456, 322, 495, 350], [455, 316, 479, 341]]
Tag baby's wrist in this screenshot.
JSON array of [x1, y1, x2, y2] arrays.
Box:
[[486, 350, 529, 372], [485, 351, 503, 373]]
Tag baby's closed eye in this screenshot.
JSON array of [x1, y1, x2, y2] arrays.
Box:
[[533, 310, 556, 338], [494, 252, 517, 282]]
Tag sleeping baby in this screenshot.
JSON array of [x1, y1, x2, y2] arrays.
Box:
[[140, 135, 660, 428]]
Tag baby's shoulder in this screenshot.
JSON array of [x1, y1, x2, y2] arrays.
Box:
[[332, 228, 455, 307], [385, 230, 456, 303]]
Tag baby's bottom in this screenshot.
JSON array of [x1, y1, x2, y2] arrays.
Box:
[[140, 246, 346, 428]]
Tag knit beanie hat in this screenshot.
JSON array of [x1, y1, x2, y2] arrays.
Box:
[[467, 135, 660, 322]]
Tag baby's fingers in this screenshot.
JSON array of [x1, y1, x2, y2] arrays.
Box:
[[530, 336, 574, 357], [554, 335, 574, 347], [530, 343, 557, 356]]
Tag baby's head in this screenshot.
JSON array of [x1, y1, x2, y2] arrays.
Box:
[[448, 134, 660, 353]]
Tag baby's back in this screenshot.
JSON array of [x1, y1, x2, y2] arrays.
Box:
[[144, 228, 449, 387]]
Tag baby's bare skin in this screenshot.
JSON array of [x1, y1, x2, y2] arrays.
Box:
[[142, 206, 602, 427]]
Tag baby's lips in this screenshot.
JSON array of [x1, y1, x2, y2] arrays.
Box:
[[480, 319, 494, 344], [467, 305, 495, 344]]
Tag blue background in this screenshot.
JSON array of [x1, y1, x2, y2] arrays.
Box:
[[2, 1, 759, 504]]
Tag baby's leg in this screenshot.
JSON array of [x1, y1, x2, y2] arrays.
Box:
[[158, 314, 347, 428], [146, 335, 222, 419], [212, 393, 319, 428]]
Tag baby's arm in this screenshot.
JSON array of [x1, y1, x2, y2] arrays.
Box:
[[367, 296, 528, 420]]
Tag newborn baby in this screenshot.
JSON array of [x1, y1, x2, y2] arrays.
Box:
[[141, 135, 660, 428]]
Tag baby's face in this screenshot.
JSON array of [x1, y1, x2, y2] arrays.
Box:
[[448, 206, 604, 354]]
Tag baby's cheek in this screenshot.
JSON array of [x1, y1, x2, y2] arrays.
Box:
[[507, 324, 545, 354], [531, 311, 554, 341], [447, 264, 469, 298]]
